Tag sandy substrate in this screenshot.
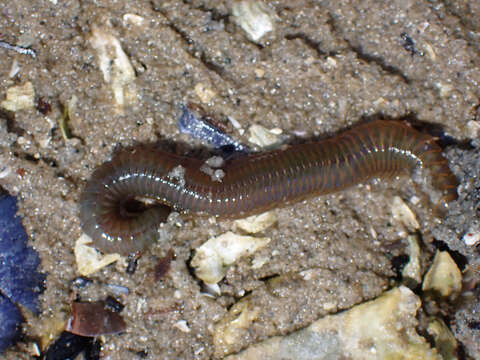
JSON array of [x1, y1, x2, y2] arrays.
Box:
[[0, 1, 479, 359]]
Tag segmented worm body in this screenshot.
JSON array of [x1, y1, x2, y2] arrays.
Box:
[[80, 121, 458, 254]]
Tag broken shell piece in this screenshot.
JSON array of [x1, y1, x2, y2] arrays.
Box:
[[58, 96, 77, 141], [106, 284, 130, 297], [123, 13, 144, 27], [234, 211, 277, 234], [202, 283, 221, 297], [466, 121, 480, 139], [253, 68, 265, 78], [167, 165, 186, 187], [200, 156, 226, 182], [422, 42, 436, 61], [1, 82, 35, 111], [391, 196, 419, 231], [228, 116, 243, 130], [232, 1, 274, 44], [248, 124, 282, 147], [74, 234, 121, 276], [191, 232, 270, 284], [89, 25, 137, 109], [9, 59, 20, 78], [214, 299, 260, 348], [37, 313, 70, 350], [427, 318, 458, 360], [205, 156, 225, 168], [462, 227, 480, 246], [422, 251, 462, 298], [251, 254, 269, 269], [222, 287, 437, 359], [173, 320, 191, 333], [402, 235, 422, 288], [66, 301, 126, 336], [0, 166, 11, 179], [435, 81, 454, 99], [194, 83, 216, 103]]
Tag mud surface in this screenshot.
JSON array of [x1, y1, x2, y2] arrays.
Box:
[[0, 0, 479, 359]]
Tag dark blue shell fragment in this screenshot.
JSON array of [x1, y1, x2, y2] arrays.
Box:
[[0, 294, 23, 353], [178, 105, 250, 153], [0, 194, 46, 353]]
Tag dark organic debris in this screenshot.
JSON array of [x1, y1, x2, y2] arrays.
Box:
[[104, 295, 125, 313], [400, 32, 417, 57], [43, 331, 101, 360], [36, 97, 52, 115], [71, 276, 93, 290], [126, 253, 140, 274], [468, 321, 480, 330], [66, 301, 126, 337], [15, 168, 26, 178], [154, 248, 174, 281]]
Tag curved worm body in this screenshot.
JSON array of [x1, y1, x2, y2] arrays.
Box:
[[80, 120, 458, 254]]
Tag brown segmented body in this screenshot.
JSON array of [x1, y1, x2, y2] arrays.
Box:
[[80, 120, 458, 255]]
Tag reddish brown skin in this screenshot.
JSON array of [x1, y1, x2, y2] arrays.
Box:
[[80, 120, 458, 255], [154, 249, 174, 281], [67, 301, 126, 336]]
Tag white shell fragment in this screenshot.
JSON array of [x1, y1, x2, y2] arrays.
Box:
[[123, 13, 145, 27], [248, 124, 282, 147], [1, 82, 35, 111], [205, 156, 225, 168], [422, 42, 436, 61], [0, 165, 11, 179], [74, 234, 121, 276], [462, 226, 480, 246], [203, 283, 221, 297], [89, 25, 137, 109], [435, 81, 454, 99], [228, 116, 243, 131], [200, 156, 226, 182], [191, 232, 270, 284], [422, 251, 462, 298], [254, 68, 265, 78], [167, 165, 186, 188], [250, 253, 270, 269], [232, 1, 274, 44], [173, 320, 191, 333], [194, 82, 216, 103], [466, 120, 480, 139], [215, 299, 261, 349], [234, 211, 277, 234], [427, 318, 458, 360], [223, 287, 438, 360], [9, 59, 20, 78], [391, 196, 420, 231], [402, 235, 422, 288]]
